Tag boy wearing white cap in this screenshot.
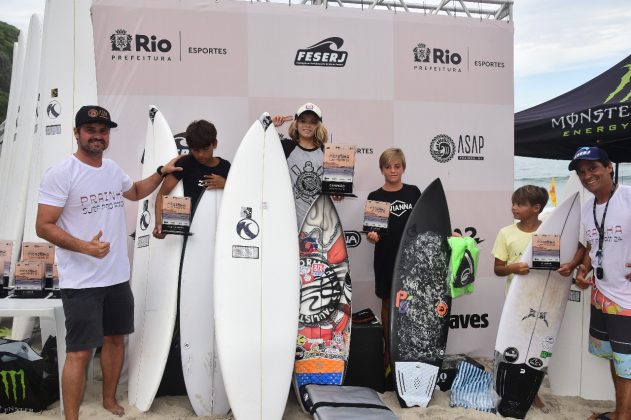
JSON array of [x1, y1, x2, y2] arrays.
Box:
[[273, 103, 329, 227]]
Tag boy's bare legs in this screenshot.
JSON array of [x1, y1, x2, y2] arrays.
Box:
[[382, 298, 390, 374]]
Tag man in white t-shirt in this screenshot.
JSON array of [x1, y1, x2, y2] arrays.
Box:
[[35, 105, 181, 420], [572, 146, 631, 420]]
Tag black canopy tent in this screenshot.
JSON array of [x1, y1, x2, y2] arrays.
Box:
[[514, 53, 631, 171]]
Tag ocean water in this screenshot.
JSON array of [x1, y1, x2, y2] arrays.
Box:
[[514, 156, 631, 206]]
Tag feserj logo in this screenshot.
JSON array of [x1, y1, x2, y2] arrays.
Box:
[[295, 37, 348, 67]]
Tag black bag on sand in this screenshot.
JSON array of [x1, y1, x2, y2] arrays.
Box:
[[0, 338, 59, 414], [343, 309, 385, 393], [300, 384, 398, 420]]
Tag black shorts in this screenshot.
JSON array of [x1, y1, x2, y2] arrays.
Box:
[[61, 281, 134, 352]]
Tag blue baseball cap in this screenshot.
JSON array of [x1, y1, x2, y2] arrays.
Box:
[[568, 146, 609, 171]]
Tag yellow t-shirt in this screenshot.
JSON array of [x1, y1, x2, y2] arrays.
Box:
[[491, 223, 534, 293]]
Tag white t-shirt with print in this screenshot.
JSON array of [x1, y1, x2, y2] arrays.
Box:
[[582, 184, 631, 308], [38, 156, 133, 289]]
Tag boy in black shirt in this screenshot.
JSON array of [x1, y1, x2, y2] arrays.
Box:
[[153, 119, 230, 238], [366, 148, 421, 375]]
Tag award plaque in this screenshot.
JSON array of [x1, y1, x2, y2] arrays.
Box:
[[362, 200, 390, 234], [531, 234, 560, 269], [161, 196, 192, 235], [321, 144, 357, 196]]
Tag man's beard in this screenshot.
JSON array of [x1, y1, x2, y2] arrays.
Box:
[[79, 139, 106, 156]]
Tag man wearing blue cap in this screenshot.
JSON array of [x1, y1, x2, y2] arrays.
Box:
[[570, 146, 631, 420]]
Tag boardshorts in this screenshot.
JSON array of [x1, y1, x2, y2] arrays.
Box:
[[588, 287, 631, 379], [61, 281, 134, 352]]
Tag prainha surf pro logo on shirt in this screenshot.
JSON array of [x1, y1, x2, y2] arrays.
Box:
[[80, 190, 125, 215], [110, 28, 174, 62], [430, 134, 486, 162], [295, 37, 348, 67], [413, 42, 463, 73]]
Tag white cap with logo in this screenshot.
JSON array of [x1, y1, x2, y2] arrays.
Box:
[[295, 102, 322, 121]]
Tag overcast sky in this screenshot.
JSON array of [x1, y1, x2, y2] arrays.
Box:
[[1, 0, 630, 111]]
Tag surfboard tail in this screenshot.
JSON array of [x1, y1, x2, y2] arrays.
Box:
[[494, 359, 545, 419]]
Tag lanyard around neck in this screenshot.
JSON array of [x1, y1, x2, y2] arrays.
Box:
[[592, 184, 616, 255]]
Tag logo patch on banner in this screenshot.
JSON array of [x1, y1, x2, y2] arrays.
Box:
[[110, 29, 133, 51], [413, 42, 463, 73], [430, 134, 455, 163], [430, 134, 486, 162], [295, 37, 348, 67], [110, 29, 174, 62], [457, 135, 485, 160]]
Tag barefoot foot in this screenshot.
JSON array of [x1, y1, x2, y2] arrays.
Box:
[[533, 395, 549, 413], [103, 399, 125, 417]]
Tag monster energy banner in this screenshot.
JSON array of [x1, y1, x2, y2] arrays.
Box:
[[0, 339, 57, 413], [515, 54, 631, 161]]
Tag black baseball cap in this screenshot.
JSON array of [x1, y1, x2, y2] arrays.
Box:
[[568, 146, 610, 171], [75, 105, 118, 128]]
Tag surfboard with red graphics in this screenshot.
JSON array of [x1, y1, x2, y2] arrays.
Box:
[[389, 178, 452, 408], [293, 194, 352, 409]]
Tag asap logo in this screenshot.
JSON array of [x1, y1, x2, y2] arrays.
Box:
[[449, 313, 489, 329]]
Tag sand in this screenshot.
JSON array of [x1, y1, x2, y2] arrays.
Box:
[[4, 357, 614, 420]]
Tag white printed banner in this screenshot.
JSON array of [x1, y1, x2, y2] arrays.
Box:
[[91, 0, 514, 356]]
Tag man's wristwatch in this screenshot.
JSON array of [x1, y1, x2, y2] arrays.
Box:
[[156, 165, 166, 177]]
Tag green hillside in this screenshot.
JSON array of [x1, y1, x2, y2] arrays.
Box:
[[0, 21, 20, 122]]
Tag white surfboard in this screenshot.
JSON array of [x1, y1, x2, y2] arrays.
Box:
[[128, 106, 183, 411], [179, 189, 229, 416], [0, 14, 42, 286], [23, 0, 98, 244], [10, 0, 99, 341], [0, 36, 26, 229], [23, 0, 97, 248], [494, 192, 581, 417], [214, 114, 299, 420], [548, 172, 615, 401]]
